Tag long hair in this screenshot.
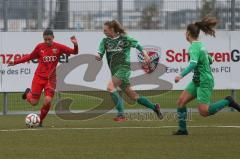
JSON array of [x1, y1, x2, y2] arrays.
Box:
[[104, 20, 126, 36], [187, 16, 219, 38]]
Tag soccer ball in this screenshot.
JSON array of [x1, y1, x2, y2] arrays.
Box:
[[25, 113, 41, 128]]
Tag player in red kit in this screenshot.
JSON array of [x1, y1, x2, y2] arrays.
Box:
[[8, 29, 79, 127]]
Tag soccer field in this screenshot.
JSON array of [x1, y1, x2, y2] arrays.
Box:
[[0, 112, 239, 159], [1, 90, 239, 112]]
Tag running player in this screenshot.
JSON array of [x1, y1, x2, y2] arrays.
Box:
[[174, 16, 240, 135], [8, 29, 79, 127], [95, 20, 162, 122]]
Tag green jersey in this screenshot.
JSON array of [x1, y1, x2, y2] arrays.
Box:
[[189, 41, 214, 87], [98, 35, 143, 74]]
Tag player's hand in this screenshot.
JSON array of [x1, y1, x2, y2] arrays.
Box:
[[175, 75, 182, 83], [70, 36, 78, 45], [144, 55, 151, 64], [7, 61, 15, 67], [142, 50, 151, 64], [95, 54, 102, 61]]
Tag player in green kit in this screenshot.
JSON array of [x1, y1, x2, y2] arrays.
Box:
[[95, 20, 162, 122], [174, 16, 240, 135]]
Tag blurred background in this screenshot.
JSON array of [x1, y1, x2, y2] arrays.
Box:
[[0, 0, 239, 31]]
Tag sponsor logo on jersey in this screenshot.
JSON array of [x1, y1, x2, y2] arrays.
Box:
[[105, 40, 124, 52], [43, 56, 57, 62]]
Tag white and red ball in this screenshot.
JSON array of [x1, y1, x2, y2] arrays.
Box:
[[25, 113, 41, 128]]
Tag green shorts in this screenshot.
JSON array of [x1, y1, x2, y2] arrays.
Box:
[[112, 68, 131, 90], [185, 81, 213, 105]]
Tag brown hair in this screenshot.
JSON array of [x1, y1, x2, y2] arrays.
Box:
[[104, 20, 126, 35], [187, 16, 219, 38]]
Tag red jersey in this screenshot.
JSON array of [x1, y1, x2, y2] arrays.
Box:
[[14, 42, 78, 79]]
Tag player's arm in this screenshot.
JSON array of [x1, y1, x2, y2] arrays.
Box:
[[180, 62, 197, 77], [96, 38, 106, 61], [127, 36, 151, 64], [175, 62, 197, 83], [141, 49, 151, 64], [8, 45, 40, 66], [60, 36, 79, 55], [175, 47, 199, 83], [127, 35, 143, 51]]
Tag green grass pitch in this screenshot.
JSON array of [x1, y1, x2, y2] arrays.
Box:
[[0, 112, 240, 159], [1, 90, 240, 111]]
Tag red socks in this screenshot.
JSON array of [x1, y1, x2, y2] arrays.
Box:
[[40, 103, 51, 124]]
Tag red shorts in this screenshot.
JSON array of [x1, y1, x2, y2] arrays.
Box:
[[31, 75, 56, 100]]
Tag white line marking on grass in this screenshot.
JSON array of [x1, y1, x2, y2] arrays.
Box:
[[0, 125, 240, 132]]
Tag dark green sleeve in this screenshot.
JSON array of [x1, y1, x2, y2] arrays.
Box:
[[136, 44, 143, 52], [98, 38, 106, 58], [208, 54, 213, 65]]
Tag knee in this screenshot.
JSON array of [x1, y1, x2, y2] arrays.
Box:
[[31, 101, 38, 106], [131, 94, 139, 101], [126, 91, 139, 101], [44, 97, 52, 105], [107, 86, 114, 92], [44, 100, 51, 106], [199, 111, 208, 117], [198, 107, 209, 117], [107, 82, 115, 92], [30, 100, 38, 106]]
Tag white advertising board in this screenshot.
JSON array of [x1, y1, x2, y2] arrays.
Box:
[[0, 31, 239, 92]]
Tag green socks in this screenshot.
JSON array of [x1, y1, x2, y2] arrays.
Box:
[[137, 96, 155, 110], [176, 99, 230, 132], [208, 99, 230, 115], [177, 107, 187, 131], [110, 91, 124, 116], [110, 94, 157, 116]]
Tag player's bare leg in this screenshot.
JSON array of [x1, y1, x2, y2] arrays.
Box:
[[198, 104, 209, 117], [124, 86, 163, 119]]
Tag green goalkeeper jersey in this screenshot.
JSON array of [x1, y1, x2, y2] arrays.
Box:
[[189, 41, 214, 87], [98, 35, 143, 74]]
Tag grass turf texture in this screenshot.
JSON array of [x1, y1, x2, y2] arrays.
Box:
[[1, 90, 240, 111], [0, 113, 240, 159]]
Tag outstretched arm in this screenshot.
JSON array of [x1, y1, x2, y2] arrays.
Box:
[[96, 38, 106, 61], [8, 45, 40, 66], [127, 36, 151, 64], [175, 46, 199, 83], [60, 36, 79, 55]]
